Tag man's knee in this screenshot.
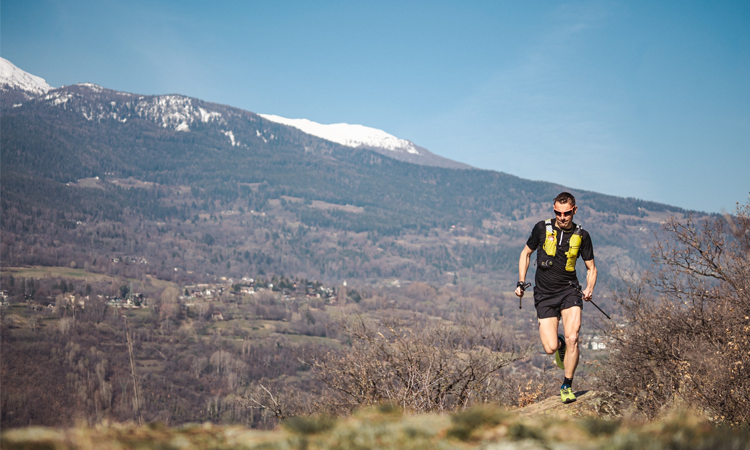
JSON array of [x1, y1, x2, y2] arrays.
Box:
[[564, 332, 579, 348], [542, 342, 557, 355], [541, 336, 561, 354], [538, 317, 561, 354]]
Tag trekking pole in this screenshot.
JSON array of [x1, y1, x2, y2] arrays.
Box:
[[569, 281, 611, 320], [517, 282, 531, 309]]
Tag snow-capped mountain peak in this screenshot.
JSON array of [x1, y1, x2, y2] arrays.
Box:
[[0, 57, 52, 96], [0, 57, 467, 169], [259, 114, 420, 155]]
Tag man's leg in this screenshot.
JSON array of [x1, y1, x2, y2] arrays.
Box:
[[538, 317, 560, 355], [560, 306, 582, 379]]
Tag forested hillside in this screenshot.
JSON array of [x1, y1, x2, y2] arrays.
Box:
[[1, 83, 690, 287]]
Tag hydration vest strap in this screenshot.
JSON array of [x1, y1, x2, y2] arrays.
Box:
[[565, 223, 584, 272], [542, 219, 557, 257], [546, 219, 584, 237], [543, 219, 585, 266]]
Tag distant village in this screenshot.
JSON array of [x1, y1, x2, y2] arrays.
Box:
[[0, 273, 610, 350], [0, 274, 338, 312], [182, 275, 336, 303]]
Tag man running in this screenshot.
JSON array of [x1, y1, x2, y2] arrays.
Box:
[[514, 192, 597, 403]]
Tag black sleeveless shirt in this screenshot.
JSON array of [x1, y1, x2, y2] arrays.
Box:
[[525, 220, 594, 295]]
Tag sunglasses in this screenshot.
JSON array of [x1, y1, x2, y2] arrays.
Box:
[[554, 209, 574, 217]]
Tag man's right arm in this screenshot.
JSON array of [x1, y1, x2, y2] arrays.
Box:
[[515, 245, 534, 298]]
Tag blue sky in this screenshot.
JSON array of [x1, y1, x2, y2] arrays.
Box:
[[2, 0, 749, 213]]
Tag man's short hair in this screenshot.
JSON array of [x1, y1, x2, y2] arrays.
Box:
[[554, 192, 576, 206]]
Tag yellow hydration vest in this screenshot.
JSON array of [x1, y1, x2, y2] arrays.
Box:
[[542, 219, 583, 272]]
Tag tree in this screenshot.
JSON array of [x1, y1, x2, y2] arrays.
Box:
[[159, 286, 180, 321], [306, 315, 518, 414], [601, 201, 750, 424]]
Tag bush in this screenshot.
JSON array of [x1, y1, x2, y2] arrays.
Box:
[[306, 315, 519, 414], [601, 201, 750, 424]]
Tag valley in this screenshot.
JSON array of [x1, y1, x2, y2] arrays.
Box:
[[0, 57, 694, 430]]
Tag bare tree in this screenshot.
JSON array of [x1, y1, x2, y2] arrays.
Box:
[[159, 286, 180, 322], [601, 201, 750, 424], [306, 315, 518, 414], [238, 384, 288, 420], [237, 381, 321, 429]]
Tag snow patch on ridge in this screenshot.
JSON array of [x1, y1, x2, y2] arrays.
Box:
[[199, 107, 221, 123], [222, 130, 237, 146], [259, 114, 420, 155], [132, 96, 225, 131], [77, 82, 103, 92], [46, 91, 74, 106], [36, 86, 229, 134]]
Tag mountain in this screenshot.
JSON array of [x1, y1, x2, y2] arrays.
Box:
[[0, 57, 465, 170], [0, 58, 691, 287], [259, 114, 471, 169], [0, 58, 52, 104]]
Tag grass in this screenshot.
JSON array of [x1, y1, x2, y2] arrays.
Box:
[[282, 334, 342, 348], [447, 406, 509, 441], [4, 406, 748, 450], [1, 266, 179, 291], [1, 266, 113, 281]]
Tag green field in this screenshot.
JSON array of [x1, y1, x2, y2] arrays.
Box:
[[1, 265, 179, 290]]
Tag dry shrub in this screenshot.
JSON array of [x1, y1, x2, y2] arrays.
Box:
[[237, 379, 323, 429], [307, 315, 519, 414], [601, 201, 750, 424], [516, 379, 545, 408]]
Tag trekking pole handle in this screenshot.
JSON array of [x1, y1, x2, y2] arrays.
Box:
[[517, 282, 531, 309]]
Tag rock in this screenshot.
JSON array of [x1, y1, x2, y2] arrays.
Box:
[[516, 390, 622, 419]]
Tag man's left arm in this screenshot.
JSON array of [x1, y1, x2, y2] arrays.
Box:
[[582, 258, 597, 301]]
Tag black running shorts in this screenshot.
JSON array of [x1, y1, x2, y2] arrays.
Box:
[[534, 288, 583, 319]]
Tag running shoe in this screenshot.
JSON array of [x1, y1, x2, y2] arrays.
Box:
[[560, 386, 576, 404], [554, 334, 566, 370]]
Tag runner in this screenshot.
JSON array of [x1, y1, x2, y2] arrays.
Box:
[[514, 192, 597, 403]]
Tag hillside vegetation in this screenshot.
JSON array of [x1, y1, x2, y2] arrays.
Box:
[[3, 202, 748, 433], [1, 84, 689, 289], [600, 201, 750, 424], [2, 267, 590, 428]]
